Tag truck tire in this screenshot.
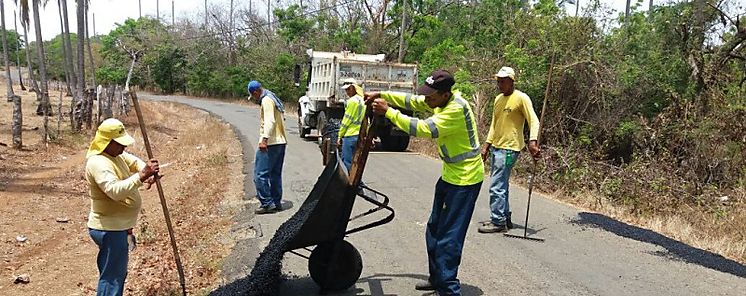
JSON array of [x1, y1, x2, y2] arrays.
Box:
[[316, 111, 327, 145], [297, 109, 309, 139], [380, 131, 410, 152]]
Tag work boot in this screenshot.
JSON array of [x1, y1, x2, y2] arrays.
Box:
[[507, 218, 514, 229], [255, 204, 277, 214], [414, 280, 435, 291], [478, 222, 508, 233]]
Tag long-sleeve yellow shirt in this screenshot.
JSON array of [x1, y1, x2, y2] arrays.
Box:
[[485, 90, 540, 151], [260, 96, 287, 145], [85, 152, 145, 231]]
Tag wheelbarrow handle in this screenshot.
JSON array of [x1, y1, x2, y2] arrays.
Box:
[[345, 185, 395, 236]]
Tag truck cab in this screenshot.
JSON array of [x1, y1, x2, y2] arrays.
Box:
[[296, 50, 418, 152]]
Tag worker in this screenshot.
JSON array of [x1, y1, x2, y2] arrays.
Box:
[[85, 118, 160, 296], [366, 70, 484, 296], [478, 66, 541, 234], [248, 80, 288, 214], [336, 78, 366, 172]]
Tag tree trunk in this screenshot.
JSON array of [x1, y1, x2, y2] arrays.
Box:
[[32, 0, 50, 144], [61, 0, 78, 128], [85, 5, 95, 129], [14, 11, 25, 91], [2, 0, 21, 148], [56, 0, 73, 107], [2, 0, 17, 101], [74, 0, 86, 131], [22, 21, 39, 99]]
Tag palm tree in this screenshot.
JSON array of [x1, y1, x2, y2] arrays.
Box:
[[85, 3, 95, 128], [32, 0, 50, 143], [72, 0, 85, 131], [60, 0, 79, 129], [56, 0, 72, 102], [2, 0, 22, 148], [13, 11, 24, 90], [16, 1, 39, 102]]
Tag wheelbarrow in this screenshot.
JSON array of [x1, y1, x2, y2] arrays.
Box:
[[284, 109, 394, 293]]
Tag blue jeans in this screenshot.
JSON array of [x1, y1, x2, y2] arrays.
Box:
[[489, 147, 519, 225], [341, 135, 359, 172], [89, 229, 128, 296], [426, 178, 481, 295], [254, 143, 286, 208]]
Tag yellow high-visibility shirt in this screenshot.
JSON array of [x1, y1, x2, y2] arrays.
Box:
[[338, 95, 366, 138], [381, 91, 484, 186], [485, 90, 539, 151], [260, 96, 287, 145], [85, 152, 145, 231]]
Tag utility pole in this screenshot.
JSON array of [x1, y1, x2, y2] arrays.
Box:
[[157, 0, 160, 21], [139, 0, 142, 18], [205, 0, 208, 27], [397, 0, 407, 63], [172, 0, 175, 26], [575, 0, 580, 17], [267, 0, 271, 31]]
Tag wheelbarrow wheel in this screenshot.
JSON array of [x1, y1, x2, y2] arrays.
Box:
[[308, 240, 362, 292]]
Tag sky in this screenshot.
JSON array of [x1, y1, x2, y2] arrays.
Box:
[[0, 0, 743, 41]]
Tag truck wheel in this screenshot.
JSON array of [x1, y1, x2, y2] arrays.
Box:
[[308, 240, 363, 292], [381, 133, 410, 152], [297, 110, 310, 139], [316, 111, 327, 145]]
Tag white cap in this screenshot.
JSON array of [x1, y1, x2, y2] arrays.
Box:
[[341, 78, 358, 89], [495, 67, 516, 81]]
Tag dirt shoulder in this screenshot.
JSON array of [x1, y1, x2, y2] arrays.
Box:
[[0, 87, 245, 295]]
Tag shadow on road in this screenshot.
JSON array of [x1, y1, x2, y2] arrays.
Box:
[[572, 212, 745, 278], [280, 273, 483, 296]]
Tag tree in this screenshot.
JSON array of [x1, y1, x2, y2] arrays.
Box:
[[2, 0, 22, 148], [73, 0, 85, 131], [14, 10, 25, 90], [85, 3, 95, 127], [60, 0, 77, 127], [32, 0, 50, 143], [56, 0, 72, 97], [17, 0, 40, 101]]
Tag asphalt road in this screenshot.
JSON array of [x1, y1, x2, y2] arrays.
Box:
[[142, 94, 745, 296]]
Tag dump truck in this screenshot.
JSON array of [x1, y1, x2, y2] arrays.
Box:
[[296, 50, 418, 151]]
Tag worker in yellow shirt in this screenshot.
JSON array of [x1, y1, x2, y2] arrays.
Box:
[[85, 118, 159, 296], [248, 80, 288, 214], [366, 70, 484, 296], [478, 67, 541, 234], [336, 78, 366, 172]]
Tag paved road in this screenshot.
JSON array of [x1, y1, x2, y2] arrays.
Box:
[[142, 94, 745, 296]]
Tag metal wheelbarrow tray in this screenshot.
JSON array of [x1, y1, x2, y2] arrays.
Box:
[[285, 112, 394, 293]]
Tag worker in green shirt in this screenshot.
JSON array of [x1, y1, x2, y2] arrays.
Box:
[[336, 78, 366, 172], [366, 70, 483, 296]]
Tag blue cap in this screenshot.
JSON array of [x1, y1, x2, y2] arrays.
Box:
[[248, 81, 262, 93]]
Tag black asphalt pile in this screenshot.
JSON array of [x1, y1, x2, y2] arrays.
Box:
[[210, 199, 320, 296]]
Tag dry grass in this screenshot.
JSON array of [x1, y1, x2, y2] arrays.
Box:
[[0, 82, 244, 295]]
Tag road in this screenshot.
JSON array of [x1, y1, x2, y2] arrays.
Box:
[[142, 93, 745, 296]]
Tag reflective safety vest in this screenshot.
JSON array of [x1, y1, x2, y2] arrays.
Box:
[[338, 94, 366, 138], [381, 91, 484, 186]]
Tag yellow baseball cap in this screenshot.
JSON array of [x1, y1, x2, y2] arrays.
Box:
[[86, 118, 135, 158]]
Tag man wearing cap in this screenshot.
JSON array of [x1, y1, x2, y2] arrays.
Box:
[[478, 66, 541, 234], [247, 80, 287, 214], [85, 118, 160, 296], [336, 78, 366, 172], [365, 70, 484, 296]]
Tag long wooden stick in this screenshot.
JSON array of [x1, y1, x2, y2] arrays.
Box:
[[130, 91, 188, 296]]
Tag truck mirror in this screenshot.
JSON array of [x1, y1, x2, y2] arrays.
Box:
[[294, 64, 301, 87]]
